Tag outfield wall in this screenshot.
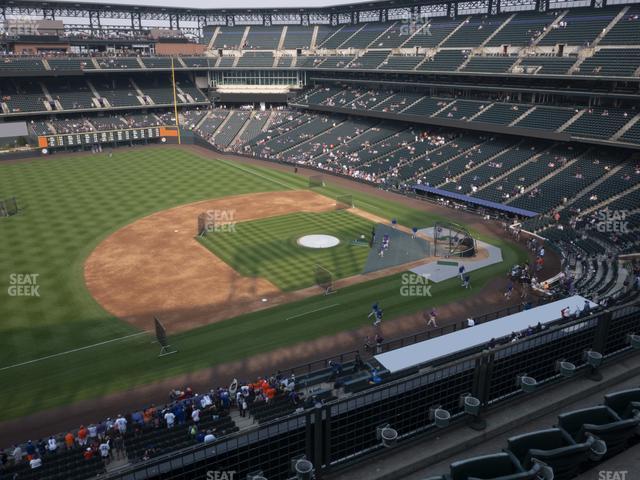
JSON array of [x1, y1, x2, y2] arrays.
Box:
[[103, 303, 640, 480]]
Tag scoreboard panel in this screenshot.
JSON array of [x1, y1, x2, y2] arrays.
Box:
[[37, 126, 173, 149]]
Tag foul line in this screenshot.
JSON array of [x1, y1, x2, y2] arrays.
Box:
[[286, 304, 341, 321], [0, 331, 149, 372], [217, 158, 299, 191]]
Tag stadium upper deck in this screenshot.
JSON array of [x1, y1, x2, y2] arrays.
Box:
[[0, 0, 639, 80]]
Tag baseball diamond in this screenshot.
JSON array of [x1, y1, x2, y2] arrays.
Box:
[[0, 2, 639, 478]]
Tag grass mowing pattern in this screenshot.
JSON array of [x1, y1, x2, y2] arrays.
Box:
[[199, 210, 374, 291], [0, 149, 282, 366], [0, 149, 527, 421]]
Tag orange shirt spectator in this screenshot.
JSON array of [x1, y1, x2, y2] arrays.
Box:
[[83, 448, 94, 460], [64, 432, 74, 449], [143, 408, 154, 424]]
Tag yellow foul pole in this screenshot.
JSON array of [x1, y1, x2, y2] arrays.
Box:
[[171, 57, 181, 145]]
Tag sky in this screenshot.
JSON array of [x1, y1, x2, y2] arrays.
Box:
[[56, 0, 375, 9]]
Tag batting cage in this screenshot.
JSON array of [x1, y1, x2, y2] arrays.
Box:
[[315, 264, 336, 295], [0, 197, 18, 217], [336, 195, 353, 210], [154, 317, 177, 357], [197, 212, 213, 237], [309, 175, 325, 188], [433, 221, 476, 258]]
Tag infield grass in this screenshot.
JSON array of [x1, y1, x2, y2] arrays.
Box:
[[0, 148, 527, 422], [199, 210, 375, 291]]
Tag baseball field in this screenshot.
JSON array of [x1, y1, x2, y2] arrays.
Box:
[[0, 147, 527, 422]]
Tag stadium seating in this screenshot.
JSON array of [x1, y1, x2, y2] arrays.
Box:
[[486, 11, 558, 47], [0, 57, 45, 71], [403, 17, 466, 48], [320, 24, 362, 49], [443, 14, 511, 48], [4, 2, 640, 478], [435, 100, 490, 120], [48, 57, 96, 71], [449, 452, 541, 480], [282, 26, 314, 49], [237, 51, 274, 68], [474, 143, 585, 203], [473, 103, 531, 125], [234, 111, 270, 144], [195, 110, 230, 140], [513, 106, 578, 131], [418, 50, 468, 72], [347, 50, 390, 69], [576, 48, 640, 77], [47, 79, 97, 111], [213, 26, 246, 49], [564, 108, 634, 139], [441, 141, 544, 194], [0, 79, 46, 113], [141, 57, 175, 69], [518, 55, 578, 75], [92, 78, 141, 107], [373, 22, 412, 49], [462, 55, 518, 73], [0, 449, 104, 480], [379, 55, 424, 70], [212, 110, 251, 147], [539, 7, 618, 47], [244, 26, 283, 49], [419, 137, 513, 186], [509, 149, 618, 213], [181, 57, 215, 68], [620, 118, 640, 145], [557, 406, 638, 458], [402, 97, 450, 116], [600, 5, 640, 45], [372, 92, 423, 113], [344, 22, 393, 49], [318, 56, 356, 69], [95, 57, 142, 69], [604, 388, 640, 419]]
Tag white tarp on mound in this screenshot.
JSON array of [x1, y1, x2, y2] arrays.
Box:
[[375, 295, 598, 373]]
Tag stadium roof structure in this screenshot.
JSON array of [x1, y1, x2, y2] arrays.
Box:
[[414, 185, 540, 218], [1, 0, 615, 28]]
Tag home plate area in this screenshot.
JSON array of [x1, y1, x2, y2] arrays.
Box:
[[410, 228, 504, 283], [362, 224, 431, 274]]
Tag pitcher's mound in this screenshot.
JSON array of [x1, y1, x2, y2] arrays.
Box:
[[297, 234, 340, 249]]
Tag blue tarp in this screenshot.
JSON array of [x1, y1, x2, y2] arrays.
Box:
[[413, 184, 539, 217]]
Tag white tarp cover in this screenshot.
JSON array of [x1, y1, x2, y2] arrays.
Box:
[[375, 295, 597, 373]]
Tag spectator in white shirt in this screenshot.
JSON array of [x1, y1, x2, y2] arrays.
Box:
[[191, 408, 200, 424], [204, 431, 216, 443], [29, 457, 42, 469], [47, 437, 58, 453], [115, 415, 127, 434], [99, 441, 110, 463], [164, 411, 176, 428]]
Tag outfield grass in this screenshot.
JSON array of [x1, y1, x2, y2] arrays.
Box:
[[0, 148, 527, 421], [199, 210, 374, 290]]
